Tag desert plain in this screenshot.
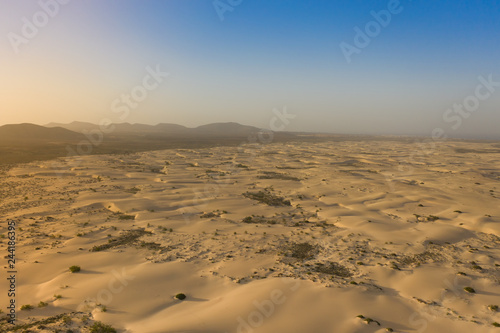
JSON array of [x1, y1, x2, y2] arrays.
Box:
[[1, 138, 499, 332]]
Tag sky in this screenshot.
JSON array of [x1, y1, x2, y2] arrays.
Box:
[[0, 0, 499, 139]]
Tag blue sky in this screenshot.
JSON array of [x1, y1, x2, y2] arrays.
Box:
[[1, 0, 499, 138]]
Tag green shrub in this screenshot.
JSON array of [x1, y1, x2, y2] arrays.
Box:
[[175, 293, 186, 300], [363, 317, 381, 325], [69, 265, 81, 273], [89, 321, 117, 333], [20, 304, 34, 310], [464, 287, 475, 293]]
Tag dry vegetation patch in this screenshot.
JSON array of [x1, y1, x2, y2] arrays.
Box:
[[257, 171, 301, 181], [91, 229, 152, 252], [243, 190, 291, 206], [313, 261, 352, 277], [280, 242, 319, 260]]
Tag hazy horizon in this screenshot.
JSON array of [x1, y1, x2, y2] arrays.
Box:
[[1, 1, 499, 139]]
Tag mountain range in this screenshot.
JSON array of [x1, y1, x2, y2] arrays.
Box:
[[0, 121, 297, 164], [44, 121, 263, 137]]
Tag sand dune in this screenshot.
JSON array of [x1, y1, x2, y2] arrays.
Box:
[[0, 139, 499, 332]]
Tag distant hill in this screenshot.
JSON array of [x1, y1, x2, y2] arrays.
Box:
[[0, 123, 85, 144], [45, 121, 99, 133], [46, 121, 189, 135], [45, 121, 261, 137], [0, 121, 297, 165], [194, 122, 261, 136], [154, 123, 189, 133]]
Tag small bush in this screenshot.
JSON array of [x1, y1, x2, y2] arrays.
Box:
[[38, 301, 48, 308], [200, 211, 218, 218], [175, 293, 186, 300], [492, 322, 500, 327], [242, 215, 277, 225], [488, 305, 498, 311], [363, 317, 381, 326], [464, 287, 475, 293], [69, 265, 81, 273], [89, 321, 117, 333], [390, 262, 400, 270], [20, 304, 34, 310]]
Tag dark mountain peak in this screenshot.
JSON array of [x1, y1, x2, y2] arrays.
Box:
[[0, 123, 85, 143]]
